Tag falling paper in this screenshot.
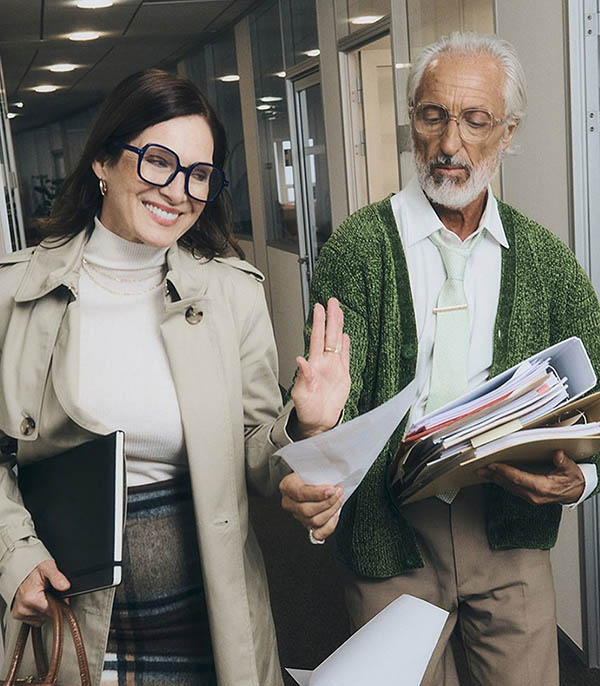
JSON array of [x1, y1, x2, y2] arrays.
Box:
[[286, 594, 448, 686], [277, 379, 418, 500]]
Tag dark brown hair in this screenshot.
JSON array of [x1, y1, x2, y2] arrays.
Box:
[[39, 68, 243, 259]]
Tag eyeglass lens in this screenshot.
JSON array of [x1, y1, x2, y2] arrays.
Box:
[[140, 145, 224, 202], [415, 105, 494, 142]]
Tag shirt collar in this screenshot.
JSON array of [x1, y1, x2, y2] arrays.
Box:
[[394, 175, 509, 249]]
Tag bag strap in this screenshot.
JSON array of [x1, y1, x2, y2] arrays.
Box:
[[60, 602, 91, 686], [2, 595, 91, 686], [2, 598, 61, 686]]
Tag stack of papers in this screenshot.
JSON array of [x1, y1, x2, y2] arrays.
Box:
[[277, 337, 600, 507], [286, 594, 448, 686], [393, 337, 600, 503]]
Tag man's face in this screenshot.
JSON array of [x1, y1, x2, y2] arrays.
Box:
[[412, 53, 518, 209]]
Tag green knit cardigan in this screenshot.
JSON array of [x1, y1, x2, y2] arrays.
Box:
[[306, 196, 600, 578]]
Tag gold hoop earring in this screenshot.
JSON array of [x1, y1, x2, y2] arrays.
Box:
[[99, 178, 108, 197]]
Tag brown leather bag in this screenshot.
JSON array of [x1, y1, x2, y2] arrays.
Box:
[[0, 595, 91, 686]]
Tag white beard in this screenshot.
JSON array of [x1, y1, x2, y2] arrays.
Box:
[[415, 147, 502, 210]]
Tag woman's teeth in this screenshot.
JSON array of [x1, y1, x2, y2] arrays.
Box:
[[144, 203, 179, 221]]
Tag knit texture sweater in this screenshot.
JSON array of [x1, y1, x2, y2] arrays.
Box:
[[307, 196, 600, 578], [79, 220, 188, 486]]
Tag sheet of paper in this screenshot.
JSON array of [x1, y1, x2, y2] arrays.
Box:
[[277, 379, 418, 499], [286, 594, 448, 686]]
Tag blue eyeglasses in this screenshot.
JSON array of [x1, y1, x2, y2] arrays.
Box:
[[113, 141, 228, 203]]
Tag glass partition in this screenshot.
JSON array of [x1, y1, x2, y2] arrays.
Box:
[[183, 30, 252, 238], [249, 0, 298, 249], [345, 33, 399, 208], [294, 75, 332, 260], [280, 0, 319, 68]]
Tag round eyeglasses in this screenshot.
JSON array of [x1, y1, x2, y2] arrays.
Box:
[[112, 141, 228, 203], [411, 103, 507, 143]]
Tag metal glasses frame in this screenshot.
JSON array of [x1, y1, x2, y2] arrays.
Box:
[[113, 141, 229, 203], [410, 102, 508, 141]]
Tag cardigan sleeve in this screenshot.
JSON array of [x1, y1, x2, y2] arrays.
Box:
[[550, 235, 600, 492], [305, 241, 369, 425]]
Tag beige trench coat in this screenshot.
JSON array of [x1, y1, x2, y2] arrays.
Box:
[[0, 229, 292, 686]]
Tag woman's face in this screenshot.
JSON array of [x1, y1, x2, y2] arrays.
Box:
[[92, 114, 214, 247]]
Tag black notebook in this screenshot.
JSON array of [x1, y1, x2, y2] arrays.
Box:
[[18, 431, 126, 597]]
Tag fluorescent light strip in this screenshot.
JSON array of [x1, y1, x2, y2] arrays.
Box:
[[77, 0, 113, 7], [49, 63, 77, 72], [350, 15, 383, 25], [69, 30, 100, 41]]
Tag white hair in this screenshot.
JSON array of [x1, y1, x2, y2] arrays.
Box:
[[407, 31, 527, 123]]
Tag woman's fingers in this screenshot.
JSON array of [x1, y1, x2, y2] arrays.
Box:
[[279, 472, 344, 532], [311, 510, 341, 542], [308, 302, 326, 360], [324, 298, 344, 353], [12, 559, 70, 625]]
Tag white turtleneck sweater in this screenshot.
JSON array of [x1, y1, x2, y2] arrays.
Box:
[[78, 218, 188, 486]]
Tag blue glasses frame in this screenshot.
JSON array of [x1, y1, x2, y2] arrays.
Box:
[[113, 141, 229, 203]]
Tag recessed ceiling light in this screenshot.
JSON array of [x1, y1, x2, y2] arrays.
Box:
[[218, 74, 240, 83], [49, 63, 77, 72], [12, 102, 24, 108], [33, 85, 59, 93], [303, 49, 320, 58], [257, 105, 271, 111], [275, 71, 286, 78], [7, 113, 17, 119], [69, 30, 100, 41], [260, 96, 282, 103], [77, 0, 113, 7], [350, 15, 384, 25]]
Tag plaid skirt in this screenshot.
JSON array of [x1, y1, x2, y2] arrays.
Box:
[[100, 475, 217, 686]]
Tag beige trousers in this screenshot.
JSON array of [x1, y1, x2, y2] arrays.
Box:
[[343, 486, 559, 686]]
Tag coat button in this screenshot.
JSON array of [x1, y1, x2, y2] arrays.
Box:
[[20, 416, 35, 436], [185, 306, 203, 325], [401, 344, 417, 360]]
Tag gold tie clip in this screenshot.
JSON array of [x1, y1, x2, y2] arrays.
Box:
[[432, 304, 468, 314]]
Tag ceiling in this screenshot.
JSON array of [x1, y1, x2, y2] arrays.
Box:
[[0, 0, 258, 133]]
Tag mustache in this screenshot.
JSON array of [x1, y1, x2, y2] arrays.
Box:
[[428, 154, 472, 173]]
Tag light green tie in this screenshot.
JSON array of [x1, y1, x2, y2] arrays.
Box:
[[426, 229, 485, 503]]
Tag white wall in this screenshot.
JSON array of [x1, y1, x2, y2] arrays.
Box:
[[496, 0, 571, 246], [496, 0, 582, 648]]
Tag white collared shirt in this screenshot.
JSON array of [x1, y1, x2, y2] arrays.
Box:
[[390, 176, 596, 504]]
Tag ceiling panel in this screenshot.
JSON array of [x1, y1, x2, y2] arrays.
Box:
[[204, 0, 255, 30], [11, 92, 102, 133], [0, 0, 253, 131], [31, 41, 111, 71], [0, 1, 42, 43], [43, 0, 140, 41], [0, 45, 40, 94], [125, 1, 228, 36]]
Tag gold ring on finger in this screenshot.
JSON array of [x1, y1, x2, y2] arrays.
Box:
[[324, 346, 340, 354]]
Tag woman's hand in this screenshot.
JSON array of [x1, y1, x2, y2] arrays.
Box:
[[290, 298, 351, 439], [12, 559, 70, 626], [279, 472, 343, 542]]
